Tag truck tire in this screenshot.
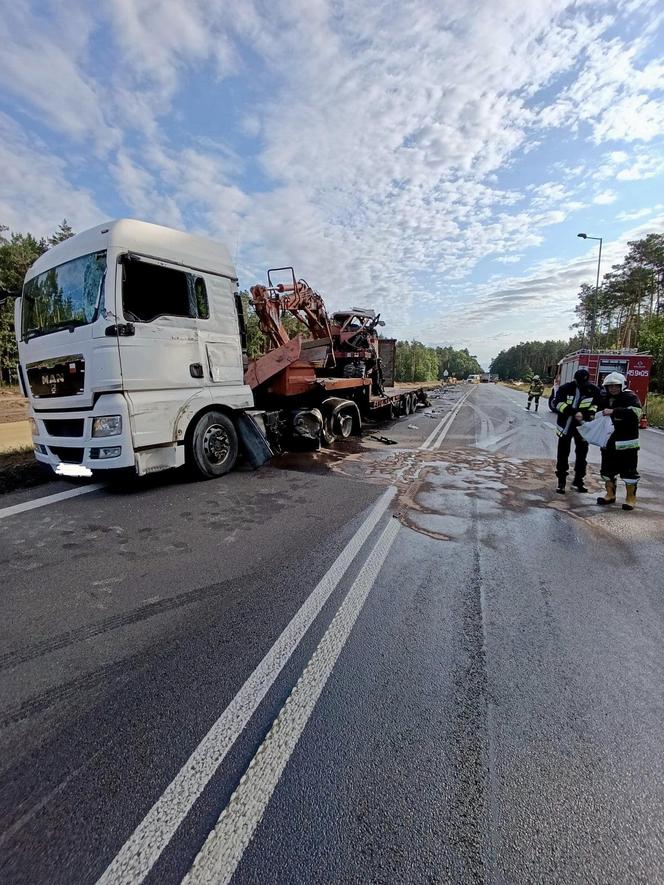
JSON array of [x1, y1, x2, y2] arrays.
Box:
[[333, 410, 354, 439], [188, 411, 238, 479], [408, 393, 416, 414], [548, 393, 556, 412]]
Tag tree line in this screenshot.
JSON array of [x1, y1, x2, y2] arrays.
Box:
[[489, 338, 583, 383], [0, 220, 75, 382], [394, 341, 483, 382]]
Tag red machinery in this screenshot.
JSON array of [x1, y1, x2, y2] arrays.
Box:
[[246, 268, 388, 400]]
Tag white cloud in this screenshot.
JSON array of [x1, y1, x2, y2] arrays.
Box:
[[0, 3, 121, 151], [1, 0, 662, 366], [593, 190, 617, 205], [616, 205, 662, 221], [0, 114, 104, 235]]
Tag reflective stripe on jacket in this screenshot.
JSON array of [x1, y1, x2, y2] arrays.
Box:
[[553, 381, 601, 434], [599, 388, 642, 451]]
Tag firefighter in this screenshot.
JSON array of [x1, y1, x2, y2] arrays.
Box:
[[553, 367, 600, 494], [596, 372, 642, 510], [526, 375, 544, 411]]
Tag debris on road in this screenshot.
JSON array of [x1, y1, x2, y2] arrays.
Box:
[[368, 435, 398, 445]]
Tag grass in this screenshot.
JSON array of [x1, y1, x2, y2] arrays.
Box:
[[499, 381, 553, 397], [647, 393, 664, 429]]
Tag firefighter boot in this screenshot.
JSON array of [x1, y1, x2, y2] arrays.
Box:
[[556, 479, 565, 494], [622, 483, 637, 511], [572, 476, 588, 493], [535, 403, 539, 412], [597, 480, 616, 505]]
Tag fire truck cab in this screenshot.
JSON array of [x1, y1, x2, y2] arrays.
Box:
[[549, 350, 653, 424]]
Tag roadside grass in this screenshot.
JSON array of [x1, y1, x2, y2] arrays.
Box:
[[647, 393, 664, 429], [499, 381, 553, 398]]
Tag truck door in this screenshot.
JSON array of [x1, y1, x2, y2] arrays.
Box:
[[117, 254, 204, 449], [194, 274, 246, 391]]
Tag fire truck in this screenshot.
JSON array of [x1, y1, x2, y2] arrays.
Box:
[[549, 350, 653, 425]]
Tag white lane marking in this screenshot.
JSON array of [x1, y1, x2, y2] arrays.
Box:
[[430, 391, 471, 449], [183, 517, 401, 885], [96, 486, 396, 885], [0, 484, 103, 520], [420, 390, 471, 450]]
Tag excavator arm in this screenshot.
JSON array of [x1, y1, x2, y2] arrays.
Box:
[[250, 269, 332, 350]]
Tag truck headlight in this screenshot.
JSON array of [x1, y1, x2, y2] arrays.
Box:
[[92, 416, 122, 437], [29, 418, 38, 437]]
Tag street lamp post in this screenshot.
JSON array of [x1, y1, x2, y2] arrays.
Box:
[[577, 233, 603, 351]]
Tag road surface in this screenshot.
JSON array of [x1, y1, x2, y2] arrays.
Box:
[[1, 383, 663, 884]]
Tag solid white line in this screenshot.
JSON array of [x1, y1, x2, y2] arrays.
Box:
[[0, 484, 103, 520], [96, 486, 397, 885], [419, 410, 451, 450], [420, 390, 471, 450], [430, 391, 470, 449], [183, 517, 401, 885]]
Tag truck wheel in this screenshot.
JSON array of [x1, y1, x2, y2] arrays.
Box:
[[188, 411, 238, 478], [408, 393, 416, 414], [548, 393, 556, 412], [333, 410, 354, 439]]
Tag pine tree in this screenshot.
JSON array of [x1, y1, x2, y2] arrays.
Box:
[[47, 219, 76, 246]]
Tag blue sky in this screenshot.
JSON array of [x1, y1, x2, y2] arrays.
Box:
[[1, 0, 663, 367]]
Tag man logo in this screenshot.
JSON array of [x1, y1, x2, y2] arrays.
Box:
[[41, 373, 65, 386]]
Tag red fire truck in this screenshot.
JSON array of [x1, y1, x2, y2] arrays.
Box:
[[549, 350, 653, 426]]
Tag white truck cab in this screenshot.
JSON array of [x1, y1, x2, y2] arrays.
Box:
[[16, 219, 254, 478]]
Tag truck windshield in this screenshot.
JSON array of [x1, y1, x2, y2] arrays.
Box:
[[22, 251, 107, 341]]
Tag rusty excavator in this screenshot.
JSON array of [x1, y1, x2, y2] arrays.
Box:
[[245, 267, 388, 398]]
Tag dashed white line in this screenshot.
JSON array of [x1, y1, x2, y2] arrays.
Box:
[[183, 517, 401, 885], [0, 484, 103, 520], [96, 486, 396, 885]]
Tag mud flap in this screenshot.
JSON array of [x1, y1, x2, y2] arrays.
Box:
[[237, 413, 274, 469]]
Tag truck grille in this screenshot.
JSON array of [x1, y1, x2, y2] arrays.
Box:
[[48, 446, 84, 464], [43, 419, 85, 438]]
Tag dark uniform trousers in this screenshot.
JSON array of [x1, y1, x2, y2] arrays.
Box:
[[556, 428, 588, 482], [600, 441, 640, 484]]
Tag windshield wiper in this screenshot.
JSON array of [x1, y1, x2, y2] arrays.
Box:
[[25, 319, 87, 341]]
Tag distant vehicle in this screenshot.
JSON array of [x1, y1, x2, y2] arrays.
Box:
[[549, 350, 653, 424], [467, 374, 481, 383], [480, 373, 498, 383]]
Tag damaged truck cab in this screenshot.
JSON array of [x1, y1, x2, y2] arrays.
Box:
[[16, 219, 255, 478], [16, 219, 427, 480]]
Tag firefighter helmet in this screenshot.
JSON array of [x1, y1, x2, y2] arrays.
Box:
[[574, 368, 590, 384], [533, 375, 540, 380], [603, 372, 626, 390]]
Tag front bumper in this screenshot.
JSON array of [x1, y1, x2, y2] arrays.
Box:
[[31, 393, 135, 473]]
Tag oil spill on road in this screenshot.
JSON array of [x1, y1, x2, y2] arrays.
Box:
[[321, 446, 662, 544]]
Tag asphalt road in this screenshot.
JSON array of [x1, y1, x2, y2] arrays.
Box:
[[1, 384, 663, 884]]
